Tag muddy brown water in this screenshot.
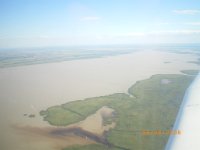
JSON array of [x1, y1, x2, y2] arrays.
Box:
[[0, 50, 199, 150]]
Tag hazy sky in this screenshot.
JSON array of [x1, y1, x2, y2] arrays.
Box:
[[1, 0, 200, 48]]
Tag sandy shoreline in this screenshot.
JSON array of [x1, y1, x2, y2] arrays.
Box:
[[67, 106, 115, 135]]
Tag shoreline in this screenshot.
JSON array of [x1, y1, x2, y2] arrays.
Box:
[[0, 50, 199, 150], [39, 74, 195, 150]]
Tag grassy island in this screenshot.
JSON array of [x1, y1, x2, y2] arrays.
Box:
[[40, 74, 195, 150]]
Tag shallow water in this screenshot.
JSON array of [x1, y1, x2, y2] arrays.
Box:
[[0, 50, 199, 150]]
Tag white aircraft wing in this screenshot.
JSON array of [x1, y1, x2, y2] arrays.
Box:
[[165, 73, 200, 150]]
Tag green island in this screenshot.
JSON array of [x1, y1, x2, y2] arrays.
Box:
[[181, 70, 199, 76], [40, 74, 195, 150], [164, 61, 171, 64], [28, 114, 36, 118]]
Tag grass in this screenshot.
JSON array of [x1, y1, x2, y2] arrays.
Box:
[[62, 144, 122, 150], [40, 74, 194, 150]]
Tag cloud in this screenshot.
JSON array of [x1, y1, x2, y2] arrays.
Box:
[[173, 9, 200, 15], [185, 22, 200, 26], [155, 22, 200, 26], [80, 16, 100, 21], [150, 30, 200, 35], [123, 30, 200, 37], [125, 32, 146, 37], [38, 35, 50, 39]]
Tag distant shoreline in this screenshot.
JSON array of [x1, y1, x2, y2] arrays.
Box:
[[1, 44, 200, 69], [0, 48, 136, 68]]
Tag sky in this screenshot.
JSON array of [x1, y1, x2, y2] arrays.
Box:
[[0, 0, 200, 48]]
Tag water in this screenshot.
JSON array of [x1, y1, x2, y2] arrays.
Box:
[[0, 49, 199, 150]]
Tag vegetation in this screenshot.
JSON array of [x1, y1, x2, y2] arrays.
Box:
[[40, 74, 194, 150], [0, 48, 133, 68], [63, 144, 121, 150], [181, 70, 199, 76], [164, 61, 171, 64], [28, 114, 35, 118]]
